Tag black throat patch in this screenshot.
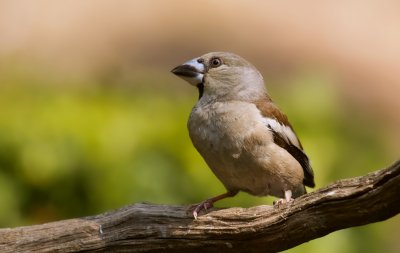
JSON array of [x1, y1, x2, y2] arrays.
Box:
[[197, 83, 204, 99]]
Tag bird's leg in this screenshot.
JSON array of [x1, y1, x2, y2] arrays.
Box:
[[273, 190, 294, 207], [189, 190, 238, 219]]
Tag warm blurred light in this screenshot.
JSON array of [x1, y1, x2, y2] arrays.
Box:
[[0, 1, 399, 252], [1, 1, 399, 129]]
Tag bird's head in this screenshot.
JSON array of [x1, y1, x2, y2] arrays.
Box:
[[171, 52, 266, 101]]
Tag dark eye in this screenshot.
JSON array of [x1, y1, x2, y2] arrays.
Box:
[[210, 57, 222, 68]]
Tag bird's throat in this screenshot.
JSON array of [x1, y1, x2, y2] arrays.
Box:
[[197, 83, 204, 99]]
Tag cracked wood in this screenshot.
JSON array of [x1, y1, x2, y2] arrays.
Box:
[[0, 160, 399, 253]]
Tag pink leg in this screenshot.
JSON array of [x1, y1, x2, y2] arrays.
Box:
[[273, 190, 294, 207], [189, 190, 238, 219]]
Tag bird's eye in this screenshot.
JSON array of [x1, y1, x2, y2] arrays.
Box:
[[210, 57, 222, 68]]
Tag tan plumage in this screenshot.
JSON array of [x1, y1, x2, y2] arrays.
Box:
[[171, 52, 315, 218]]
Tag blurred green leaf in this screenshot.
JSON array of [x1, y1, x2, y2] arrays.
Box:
[[0, 65, 397, 253]]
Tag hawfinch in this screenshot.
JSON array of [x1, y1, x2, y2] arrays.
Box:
[[171, 52, 315, 219]]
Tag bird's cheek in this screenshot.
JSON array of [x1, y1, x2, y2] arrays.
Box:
[[195, 73, 204, 85]]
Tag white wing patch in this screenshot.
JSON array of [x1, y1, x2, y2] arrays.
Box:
[[262, 117, 301, 148]]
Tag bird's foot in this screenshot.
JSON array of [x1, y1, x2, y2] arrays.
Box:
[[273, 190, 294, 207], [188, 199, 214, 219], [273, 198, 294, 207], [187, 191, 238, 219]]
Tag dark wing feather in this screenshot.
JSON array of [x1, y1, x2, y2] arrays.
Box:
[[255, 97, 315, 188], [268, 126, 315, 187]]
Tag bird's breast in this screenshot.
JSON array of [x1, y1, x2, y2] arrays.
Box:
[[188, 101, 272, 161], [187, 100, 304, 197], [190, 102, 241, 143]]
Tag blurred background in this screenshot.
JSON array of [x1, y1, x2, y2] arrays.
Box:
[[0, 1, 399, 252]]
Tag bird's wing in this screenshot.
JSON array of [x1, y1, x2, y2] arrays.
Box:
[[254, 98, 315, 188]]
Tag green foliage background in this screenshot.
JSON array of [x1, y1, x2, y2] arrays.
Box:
[[0, 65, 398, 253]]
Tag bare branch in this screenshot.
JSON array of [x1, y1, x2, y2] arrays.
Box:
[[1, 160, 399, 253]]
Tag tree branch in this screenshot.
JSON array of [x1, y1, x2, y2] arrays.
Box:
[[1, 160, 399, 253]]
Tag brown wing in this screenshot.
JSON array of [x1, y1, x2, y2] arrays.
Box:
[[254, 97, 315, 188]]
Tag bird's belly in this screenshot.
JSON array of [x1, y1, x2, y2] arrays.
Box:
[[188, 101, 304, 198], [198, 140, 303, 198]]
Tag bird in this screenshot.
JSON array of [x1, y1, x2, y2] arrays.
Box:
[[171, 52, 315, 219]]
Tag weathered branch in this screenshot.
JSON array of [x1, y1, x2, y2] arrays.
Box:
[[0, 160, 399, 253]]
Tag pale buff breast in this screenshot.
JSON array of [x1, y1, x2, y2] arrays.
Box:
[[188, 100, 305, 198]]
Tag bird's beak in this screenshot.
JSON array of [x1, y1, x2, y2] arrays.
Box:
[[171, 58, 204, 86]]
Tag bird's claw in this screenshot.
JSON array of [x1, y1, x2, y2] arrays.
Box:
[[273, 190, 294, 207], [188, 200, 214, 219], [273, 197, 294, 207]]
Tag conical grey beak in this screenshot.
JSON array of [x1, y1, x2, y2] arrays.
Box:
[[171, 58, 204, 86]]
